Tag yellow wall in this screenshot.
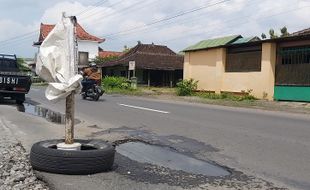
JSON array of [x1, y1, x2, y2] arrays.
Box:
[[184, 43, 277, 100], [184, 49, 218, 91]]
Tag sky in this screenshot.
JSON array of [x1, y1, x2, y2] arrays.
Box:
[[0, 0, 310, 58]]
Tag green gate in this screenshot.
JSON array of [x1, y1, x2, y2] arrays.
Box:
[[274, 46, 310, 102]]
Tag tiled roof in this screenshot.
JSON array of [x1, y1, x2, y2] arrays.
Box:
[[99, 51, 123, 58], [34, 23, 104, 45], [100, 43, 184, 70], [183, 35, 241, 52]]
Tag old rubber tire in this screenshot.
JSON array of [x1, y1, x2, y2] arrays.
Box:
[[94, 93, 100, 101], [30, 139, 115, 175], [16, 99, 24, 104]]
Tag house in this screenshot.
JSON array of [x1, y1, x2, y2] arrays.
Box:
[[100, 42, 184, 87], [183, 32, 310, 102], [33, 23, 104, 68]]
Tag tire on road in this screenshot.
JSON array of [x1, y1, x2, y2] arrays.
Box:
[[30, 139, 115, 175], [15, 94, 25, 105]]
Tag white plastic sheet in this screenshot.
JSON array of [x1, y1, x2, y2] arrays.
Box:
[[36, 16, 82, 101]]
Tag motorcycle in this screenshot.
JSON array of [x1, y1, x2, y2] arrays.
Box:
[[81, 79, 104, 101]]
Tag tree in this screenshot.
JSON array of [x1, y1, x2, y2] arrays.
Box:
[[269, 29, 278, 39], [280, 26, 289, 37], [16, 58, 31, 72], [123, 45, 131, 53], [263, 27, 289, 39], [93, 55, 119, 64]]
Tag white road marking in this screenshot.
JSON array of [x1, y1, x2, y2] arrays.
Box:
[[118, 103, 170, 114]]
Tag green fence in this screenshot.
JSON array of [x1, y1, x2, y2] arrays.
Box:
[[274, 86, 310, 102]]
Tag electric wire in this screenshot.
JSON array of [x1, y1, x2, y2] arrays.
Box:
[[101, 0, 232, 39]]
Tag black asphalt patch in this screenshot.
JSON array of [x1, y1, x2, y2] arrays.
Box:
[[90, 127, 287, 189], [116, 142, 230, 176]]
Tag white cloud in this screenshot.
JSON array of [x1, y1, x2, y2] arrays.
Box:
[[40, 1, 86, 23], [1, 0, 310, 56]]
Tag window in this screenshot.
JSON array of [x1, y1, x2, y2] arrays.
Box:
[[279, 46, 310, 65], [226, 45, 262, 72], [78, 52, 89, 65]]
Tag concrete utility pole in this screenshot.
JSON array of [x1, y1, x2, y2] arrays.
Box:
[[64, 14, 78, 145]]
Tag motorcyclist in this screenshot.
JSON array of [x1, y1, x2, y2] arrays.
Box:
[[81, 63, 101, 93]]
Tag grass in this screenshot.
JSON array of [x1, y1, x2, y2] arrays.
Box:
[[32, 82, 48, 86], [103, 86, 177, 96], [104, 87, 144, 96], [194, 91, 257, 101], [104, 86, 257, 102], [139, 86, 176, 95]]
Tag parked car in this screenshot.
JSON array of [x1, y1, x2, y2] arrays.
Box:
[[0, 54, 31, 104]]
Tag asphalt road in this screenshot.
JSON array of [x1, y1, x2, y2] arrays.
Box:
[[1, 86, 310, 190]]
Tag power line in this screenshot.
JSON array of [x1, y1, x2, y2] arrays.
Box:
[[84, 0, 157, 25], [107, 0, 257, 40], [101, 0, 231, 39], [75, 0, 108, 16], [113, 0, 260, 42], [0, 33, 38, 49], [0, 0, 147, 47], [104, 3, 310, 51], [159, 4, 310, 45], [0, 1, 110, 47], [0, 30, 38, 44], [78, 0, 125, 21], [2, 0, 309, 51], [0, 32, 38, 48]]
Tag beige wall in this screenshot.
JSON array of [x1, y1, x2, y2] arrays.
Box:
[[184, 42, 277, 100], [184, 48, 223, 92]]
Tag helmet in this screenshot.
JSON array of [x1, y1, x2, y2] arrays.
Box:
[[89, 62, 97, 67]]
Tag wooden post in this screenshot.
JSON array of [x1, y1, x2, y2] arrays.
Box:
[[162, 72, 165, 87], [170, 71, 173, 88], [65, 92, 75, 144], [64, 14, 77, 145], [147, 70, 150, 87]]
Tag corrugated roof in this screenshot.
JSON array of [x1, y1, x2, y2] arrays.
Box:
[[291, 27, 310, 36], [231, 36, 260, 45], [183, 35, 241, 52]]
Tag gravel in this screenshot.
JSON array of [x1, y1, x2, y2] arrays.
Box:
[[0, 123, 48, 190]]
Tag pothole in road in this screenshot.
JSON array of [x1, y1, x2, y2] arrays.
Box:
[[116, 141, 230, 177], [17, 103, 80, 125]]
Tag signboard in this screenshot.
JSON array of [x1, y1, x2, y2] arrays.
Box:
[[129, 61, 135, 71]]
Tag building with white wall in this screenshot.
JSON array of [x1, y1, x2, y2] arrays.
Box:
[[33, 23, 104, 68]]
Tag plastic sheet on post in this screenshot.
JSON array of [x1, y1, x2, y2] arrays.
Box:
[[36, 16, 82, 101]]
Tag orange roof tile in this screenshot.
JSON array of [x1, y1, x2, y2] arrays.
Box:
[[34, 23, 104, 45], [98, 51, 123, 58]]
